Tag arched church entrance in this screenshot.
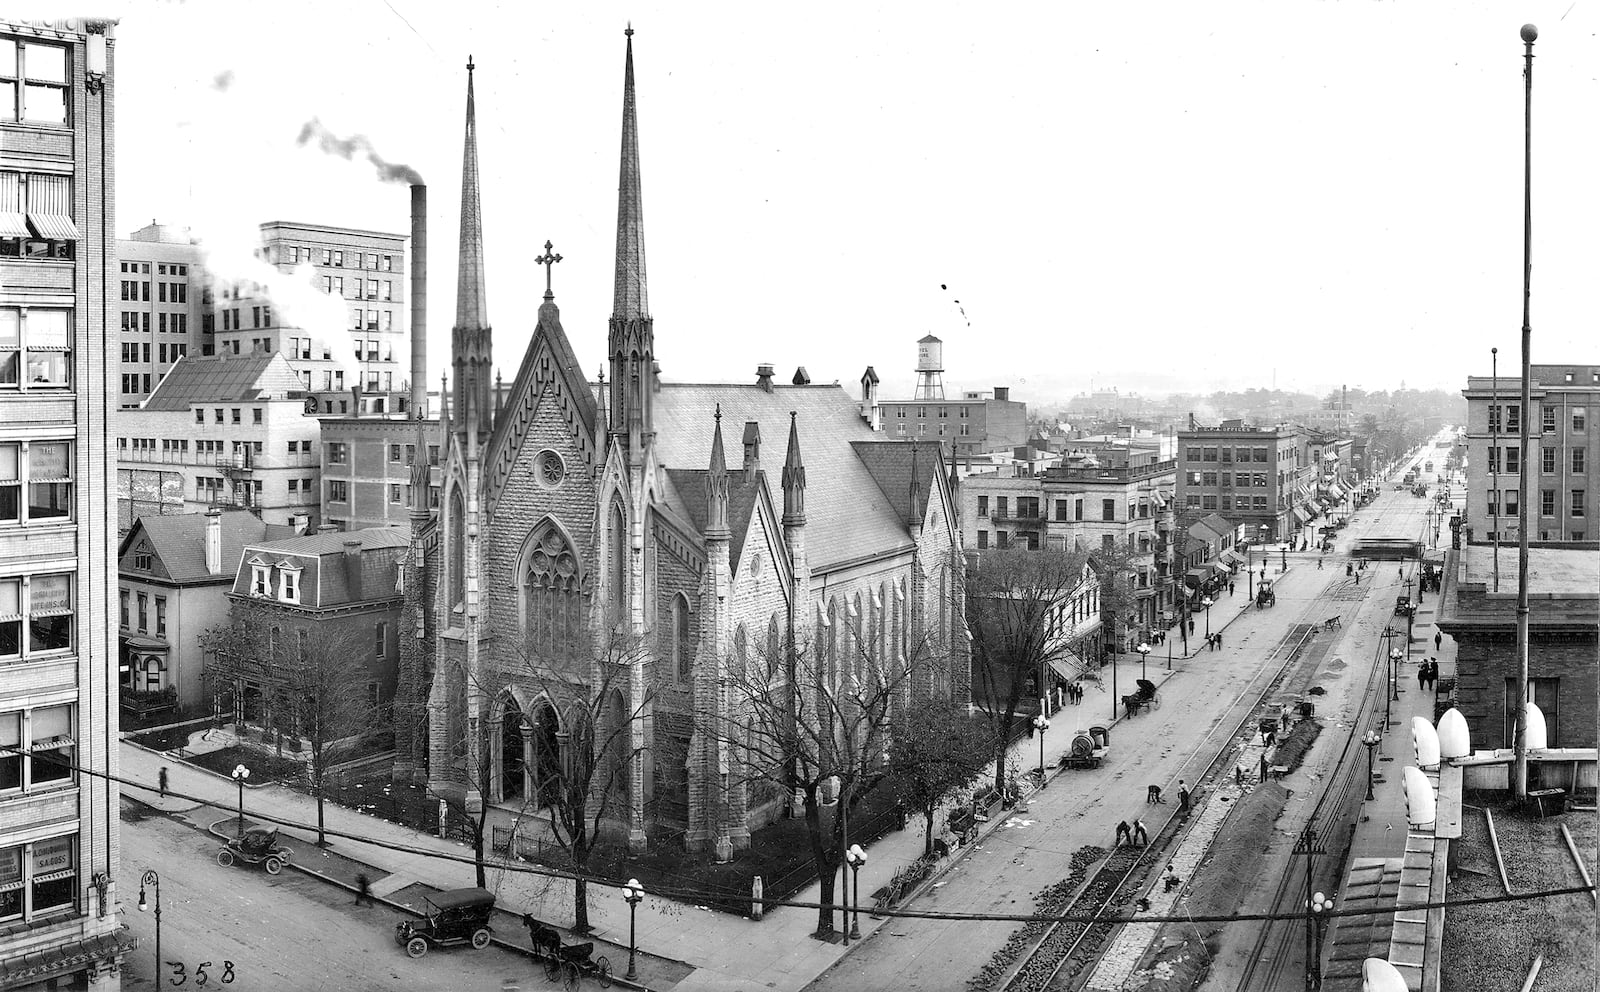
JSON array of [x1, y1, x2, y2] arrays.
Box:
[[498, 694, 527, 805], [531, 700, 562, 808]]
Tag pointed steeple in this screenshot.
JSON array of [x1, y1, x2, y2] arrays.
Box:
[[705, 405, 730, 539], [908, 442, 923, 528], [409, 419, 432, 522], [782, 412, 806, 527], [452, 56, 493, 438], [608, 26, 655, 463]]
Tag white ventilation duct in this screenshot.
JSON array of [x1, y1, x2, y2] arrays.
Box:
[[1362, 958, 1409, 992], [1403, 766, 1436, 828], [1411, 716, 1440, 771], [1437, 708, 1471, 759], [1523, 702, 1548, 750]]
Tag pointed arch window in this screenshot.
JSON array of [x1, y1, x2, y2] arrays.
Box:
[[607, 501, 627, 620], [448, 489, 466, 610], [670, 593, 693, 682], [522, 522, 583, 659], [766, 615, 781, 681]]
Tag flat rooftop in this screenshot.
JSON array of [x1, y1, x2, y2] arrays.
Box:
[[1459, 543, 1600, 597]]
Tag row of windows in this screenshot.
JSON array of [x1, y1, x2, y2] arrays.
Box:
[[119, 281, 189, 303], [975, 494, 1155, 522], [120, 261, 190, 276], [1530, 447, 1590, 474], [894, 422, 970, 437], [1187, 493, 1273, 511], [1, 38, 70, 124], [120, 312, 191, 335], [0, 441, 72, 526], [0, 169, 78, 261], [348, 309, 396, 332], [119, 341, 187, 364], [248, 560, 303, 604], [219, 306, 272, 331], [1185, 471, 1271, 488], [893, 406, 974, 418], [279, 245, 395, 272], [0, 573, 74, 659], [329, 443, 442, 466], [0, 306, 72, 388], [118, 588, 167, 636], [1486, 489, 1586, 518], [0, 833, 78, 925], [1185, 445, 1277, 464], [1490, 403, 1589, 433]]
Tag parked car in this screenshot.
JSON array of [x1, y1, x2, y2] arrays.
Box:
[[216, 828, 293, 874], [395, 887, 496, 958]]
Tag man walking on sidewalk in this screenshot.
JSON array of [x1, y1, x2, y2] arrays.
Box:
[[1435, 631, 1443, 652], [355, 872, 372, 907], [158, 766, 168, 798]]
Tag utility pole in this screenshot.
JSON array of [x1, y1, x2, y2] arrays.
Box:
[[1295, 825, 1327, 991], [1512, 23, 1537, 800]]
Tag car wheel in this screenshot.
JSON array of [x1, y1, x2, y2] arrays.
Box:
[[264, 857, 283, 875], [597, 955, 613, 988], [216, 849, 234, 868], [405, 936, 428, 958], [470, 928, 490, 950]]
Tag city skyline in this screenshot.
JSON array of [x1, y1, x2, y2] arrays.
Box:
[[45, 1, 1600, 402]]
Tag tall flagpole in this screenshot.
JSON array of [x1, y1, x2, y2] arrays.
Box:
[[1491, 347, 1499, 592], [1512, 23, 1537, 800]]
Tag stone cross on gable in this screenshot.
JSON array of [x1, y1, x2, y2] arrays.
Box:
[[536, 240, 563, 299]]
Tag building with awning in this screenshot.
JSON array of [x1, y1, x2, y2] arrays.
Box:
[[1218, 549, 1246, 569], [1176, 421, 1311, 544]]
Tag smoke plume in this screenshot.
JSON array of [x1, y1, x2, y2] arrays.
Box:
[[296, 118, 424, 185]]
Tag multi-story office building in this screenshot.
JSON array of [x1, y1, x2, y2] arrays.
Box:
[[216, 222, 406, 408], [1174, 421, 1312, 544], [0, 17, 134, 988], [115, 353, 322, 532], [1462, 365, 1599, 543], [319, 417, 443, 531], [115, 222, 208, 408]]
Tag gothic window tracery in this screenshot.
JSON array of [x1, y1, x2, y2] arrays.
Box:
[[522, 522, 584, 659], [671, 593, 692, 682], [608, 502, 627, 619]]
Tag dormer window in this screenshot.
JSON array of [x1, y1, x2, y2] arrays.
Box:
[[278, 561, 302, 605], [248, 557, 270, 597], [133, 544, 152, 571]]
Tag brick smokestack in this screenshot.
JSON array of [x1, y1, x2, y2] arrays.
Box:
[[410, 184, 428, 419]]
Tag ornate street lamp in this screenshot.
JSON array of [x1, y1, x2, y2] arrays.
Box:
[[1201, 596, 1215, 639], [1362, 731, 1382, 801], [844, 845, 868, 940], [1307, 889, 1335, 990], [137, 870, 162, 986], [231, 764, 250, 836], [622, 878, 645, 980], [1031, 715, 1050, 790], [1136, 642, 1151, 681]]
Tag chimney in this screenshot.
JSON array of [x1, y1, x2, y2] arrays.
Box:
[[350, 385, 363, 418], [756, 363, 775, 392], [410, 184, 428, 419], [204, 507, 223, 574], [994, 386, 1010, 402], [316, 523, 339, 534], [652, 360, 662, 393], [1188, 411, 1197, 431], [343, 538, 364, 601], [792, 366, 811, 386], [742, 421, 761, 481]]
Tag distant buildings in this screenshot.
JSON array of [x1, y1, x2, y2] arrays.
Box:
[[1461, 364, 1598, 543], [116, 222, 208, 407], [1, 16, 133, 987], [1064, 387, 1149, 421], [115, 353, 321, 531], [873, 334, 1029, 458]]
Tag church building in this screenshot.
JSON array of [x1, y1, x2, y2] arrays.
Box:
[[394, 32, 967, 857]]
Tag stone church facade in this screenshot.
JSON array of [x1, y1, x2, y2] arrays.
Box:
[[392, 32, 967, 856]]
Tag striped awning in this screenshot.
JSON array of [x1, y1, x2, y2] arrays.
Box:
[[0, 212, 28, 237], [1292, 506, 1311, 525], [1219, 549, 1246, 567], [27, 213, 82, 241]]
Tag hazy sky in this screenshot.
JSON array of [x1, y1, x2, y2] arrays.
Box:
[[36, 1, 1600, 403]]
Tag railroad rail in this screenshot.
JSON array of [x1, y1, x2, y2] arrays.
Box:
[[996, 620, 1323, 992]]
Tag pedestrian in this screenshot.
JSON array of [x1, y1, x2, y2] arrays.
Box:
[[1133, 819, 1149, 847], [1188, 619, 1196, 637], [1148, 784, 1165, 804], [1177, 780, 1191, 814], [1417, 664, 1427, 691], [1354, 573, 1360, 586], [1427, 660, 1439, 692], [1116, 820, 1132, 847], [1317, 557, 1323, 570], [1229, 581, 1236, 596], [1259, 751, 1270, 783], [1265, 727, 1277, 749], [1280, 704, 1292, 733], [355, 872, 372, 907], [1235, 765, 1245, 786], [158, 766, 168, 799], [1399, 567, 1405, 581], [1163, 864, 1181, 893], [1346, 563, 1354, 577], [1216, 632, 1223, 650], [1434, 631, 1443, 651]]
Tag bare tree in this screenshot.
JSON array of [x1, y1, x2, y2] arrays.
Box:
[[965, 546, 1096, 793], [287, 625, 376, 846], [888, 701, 996, 856]]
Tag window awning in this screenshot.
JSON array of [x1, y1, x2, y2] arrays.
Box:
[[26, 213, 82, 241], [1292, 506, 1311, 525], [1185, 567, 1211, 585], [1046, 655, 1078, 682], [1212, 562, 1233, 576], [1328, 483, 1346, 500], [0, 212, 29, 238], [1218, 549, 1246, 567]]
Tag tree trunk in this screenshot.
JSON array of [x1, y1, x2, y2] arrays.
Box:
[[315, 776, 326, 847], [573, 877, 591, 934], [802, 792, 835, 936], [472, 817, 487, 889], [923, 809, 935, 857]]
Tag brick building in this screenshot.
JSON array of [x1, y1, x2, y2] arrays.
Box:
[[115, 352, 321, 532], [873, 334, 1030, 459], [319, 416, 442, 531], [0, 17, 135, 988], [1462, 365, 1599, 544], [1437, 543, 1598, 748], [114, 222, 208, 408], [401, 42, 965, 858], [1175, 421, 1313, 544]]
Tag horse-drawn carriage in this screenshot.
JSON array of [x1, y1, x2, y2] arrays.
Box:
[[526, 915, 613, 990], [216, 827, 292, 874], [1060, 725, 1111, 770], [1122, 679, 1160, 717], [1256, 580, 1277, 609]]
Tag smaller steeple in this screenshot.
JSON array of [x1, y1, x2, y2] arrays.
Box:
[[705, 405, 730, 538], [409, 420, 432, 522], [908, 441, 923, 529], [782, 412, 806, 527]]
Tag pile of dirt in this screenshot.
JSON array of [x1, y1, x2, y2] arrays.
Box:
[[1271, 719, 1323, 775], [967, 845, 1105, 991]]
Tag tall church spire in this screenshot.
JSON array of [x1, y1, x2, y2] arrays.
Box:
[[452, 56, 493, 437], [608, 25, 655, 463]]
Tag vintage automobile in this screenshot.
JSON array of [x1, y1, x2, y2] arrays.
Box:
[[395, 887, 496, 958], [216, 827, 293, 874], [1395, 595, 1417, 617]]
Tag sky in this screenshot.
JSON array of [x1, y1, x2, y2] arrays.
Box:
[[33, 1, 1600, 405]]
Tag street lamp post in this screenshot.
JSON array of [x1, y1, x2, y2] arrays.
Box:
[[1136, 642, 1151, 681], [845, 845, 867, 940], [231, 764, 250, 836], [1362, 731, 1382, 801], [622, 878, 645, 980], [1307, 889, 1334, 990], [1201, 596, 1214, 640], [1390, 648, 1404, 704], [1031, 714, 1050, 789], [137, 870, 161, 986]]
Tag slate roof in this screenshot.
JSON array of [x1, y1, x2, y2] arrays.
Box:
[[652, 384, 913, 570], [120, 510, 284, 584], [660, 468, 764, 570], [1188, 513, 1237, 543], [851, 439, 946, 530], [233, 527, 411, 608], [142, 353, 305, 411]]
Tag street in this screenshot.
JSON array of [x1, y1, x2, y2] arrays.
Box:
[[118, 803, 540, 992]]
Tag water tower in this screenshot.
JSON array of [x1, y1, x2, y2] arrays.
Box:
[[914, 334, 945, 400]]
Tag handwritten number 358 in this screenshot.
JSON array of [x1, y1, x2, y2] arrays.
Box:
[[166, 961, 235, 986]]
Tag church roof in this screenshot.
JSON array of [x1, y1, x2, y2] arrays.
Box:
[[653, 384, 913, 570], [661, 468, 764, 569], [850, 440, 947, 530], [485, 297, 598, 484]]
